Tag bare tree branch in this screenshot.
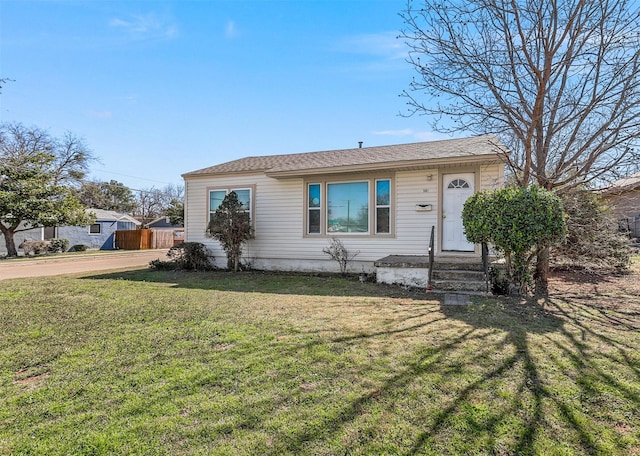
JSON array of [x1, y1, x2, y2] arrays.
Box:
[[400, 0, 640, 190]]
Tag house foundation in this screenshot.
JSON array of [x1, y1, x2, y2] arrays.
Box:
[[374, 255, 430, 288]]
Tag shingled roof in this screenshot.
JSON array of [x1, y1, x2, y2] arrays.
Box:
[[89, 209, 141, 225], [602, 171, 640, 194], [183, 134, 508, 178]]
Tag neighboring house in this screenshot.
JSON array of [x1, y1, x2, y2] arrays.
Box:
[[182, 135, 508, 278], [601, 171, 640, 238], [146, 216, 185, 246], [57, 209, 141, 250], [0, 209, 141, 255], [146, 216, 183, 229]]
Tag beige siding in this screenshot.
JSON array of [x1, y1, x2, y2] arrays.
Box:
[[605, 188, 640, 219], [479, 163, 505, 190], [185, 162, 504, 271], [394, 169, 438, 253]]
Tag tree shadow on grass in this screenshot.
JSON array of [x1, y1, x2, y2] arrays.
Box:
[[417, 299, 563, 455], [267, 295, 637, 455], [411, 293, 639, 455], [81, 268, 640, 454], [82, 268, 435, 300], [200, 294, 570, 455]]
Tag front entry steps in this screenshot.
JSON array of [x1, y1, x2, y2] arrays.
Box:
[[431, 257, 488, 294], [374, 254, 490, 294]]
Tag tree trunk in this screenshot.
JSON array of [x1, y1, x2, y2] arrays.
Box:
[[533, 174, 554, 297], [535, 246, 550, 296], [2, 229, 18, 257]]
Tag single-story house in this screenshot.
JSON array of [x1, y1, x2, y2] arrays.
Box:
[[0, 209, 141, 255], [182, 135, 508, 285], [601, 171, 640, 238], [57, 208, 141, 250]]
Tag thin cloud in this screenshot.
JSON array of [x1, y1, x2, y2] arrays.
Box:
[[413, 131, 455, 142], [373, 128, 414, 136], [339, 31, 406, 60], [373, 129, 453, 142], [225, 20, 238, 39], [109, 13, 178, 41], [87, 110, 113, 119], [333, 31, 409, 74]]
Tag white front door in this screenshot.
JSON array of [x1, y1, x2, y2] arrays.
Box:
[[442, 173, 475, 251]]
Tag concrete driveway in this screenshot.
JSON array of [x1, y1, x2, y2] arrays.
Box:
[[0, 249, 169, 280]]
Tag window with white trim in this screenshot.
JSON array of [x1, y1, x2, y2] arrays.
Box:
[[307, 183, 321, 234], [327, 181, 369, 233], [306, 178, 392, 236], [375, 179, 391, 234], [209, 187, 253, 222]]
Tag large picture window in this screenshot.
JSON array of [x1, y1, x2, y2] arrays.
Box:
[[306, 178, 392, 236], [328, 181, 369, 233], [209, 187, 253, 222]]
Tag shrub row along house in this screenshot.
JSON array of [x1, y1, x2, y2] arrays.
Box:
[[182, 135, 508, 287]]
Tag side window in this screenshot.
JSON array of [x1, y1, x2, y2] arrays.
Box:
[[209, 190, 227, 221], [233, 189, 251, 213], [375, 179, 391, 234], [89, 223, 101, 234], [307, 183, 321, 234]]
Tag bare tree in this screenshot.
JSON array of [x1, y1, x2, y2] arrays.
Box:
[[160, 183, 184, 205], [400, 0, 640, 293], [133, 187, 165, 226], [131, 184, 184, 226]]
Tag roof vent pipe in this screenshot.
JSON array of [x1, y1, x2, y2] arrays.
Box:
[[358, 141, 363, 148]]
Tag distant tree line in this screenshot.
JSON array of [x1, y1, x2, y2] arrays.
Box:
[[74, 180, 184, 226]]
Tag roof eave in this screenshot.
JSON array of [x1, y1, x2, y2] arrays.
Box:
[[182, 169, 268, 179], [601, 183, 640, 195], [264, 153, 507, 178]]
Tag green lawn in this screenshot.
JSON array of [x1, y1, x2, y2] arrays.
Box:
[[1, 263, 639, 455]]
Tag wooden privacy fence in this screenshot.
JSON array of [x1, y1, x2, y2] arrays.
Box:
[[115, 229, 183, 250]]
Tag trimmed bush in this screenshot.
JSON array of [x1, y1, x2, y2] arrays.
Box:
[[71, 244, 88, 252], [19, 240, 51, 256], [149, 242, 214, 271], [463, 185, 566, 295], [47, 238, 70, 253]]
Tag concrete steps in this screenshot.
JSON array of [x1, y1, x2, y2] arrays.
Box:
[[431, 258, 489, 294]]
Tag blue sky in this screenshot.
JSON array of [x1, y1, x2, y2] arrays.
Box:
[[1, 0, 448, 190]]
